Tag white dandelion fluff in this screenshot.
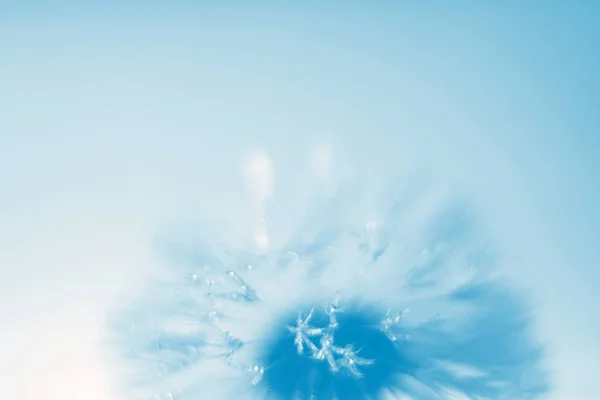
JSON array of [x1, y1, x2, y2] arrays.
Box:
[[109, 157, 548, 400]]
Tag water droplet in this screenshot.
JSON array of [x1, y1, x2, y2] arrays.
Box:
[[280, 251, 299, 268], [207, 310, 219, 323]]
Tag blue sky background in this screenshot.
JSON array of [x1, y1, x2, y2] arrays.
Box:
[[1, 2, 599, 399]]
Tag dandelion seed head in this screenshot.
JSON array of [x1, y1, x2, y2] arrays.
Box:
[[109, 173, 549, 400]]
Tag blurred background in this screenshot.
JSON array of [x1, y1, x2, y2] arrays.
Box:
[[1, 2, 599, 399]]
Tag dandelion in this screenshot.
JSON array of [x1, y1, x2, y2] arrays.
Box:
[[109, 176, 548, 400]]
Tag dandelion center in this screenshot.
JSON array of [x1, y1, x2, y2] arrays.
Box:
[[259, 301, 412, 399]]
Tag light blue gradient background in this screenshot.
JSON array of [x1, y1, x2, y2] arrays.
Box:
[[1, 3, 599, 399]]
